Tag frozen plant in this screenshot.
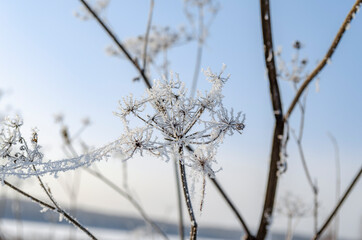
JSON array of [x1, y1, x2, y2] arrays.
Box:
[[276, 41, 309, 85], [114, 64, 244, 239], [0, 65, 244, 240], [105, 26, 192, 68]]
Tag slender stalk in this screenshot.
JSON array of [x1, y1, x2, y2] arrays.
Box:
[[85, 168, 169, 240], [4, 178, 97, 239], [142, 0, 154, 74], [210, 178, 255, 239], [79, 0, 152, 88], [257, 1, 284, 239], [313, 185, 319, 235], [313, 165, 362, 240], [63, 138, 168, 239], [3, 180, 55, 211], [284, 0, 362, 121], [327, 133, 341, 240], [173, 159, 185, 240], [178, 146, 197, 240], [190, 7, 204, 98], [35, 172, 97, 240]]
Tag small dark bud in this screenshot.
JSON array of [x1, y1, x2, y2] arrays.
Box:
[[293, 41, 302, 49]]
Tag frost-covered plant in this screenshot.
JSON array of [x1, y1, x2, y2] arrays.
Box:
[[276, 41, 309, 85], [183, 0, 219, 44], [0, 116, 44, 182], [115, 64, 244, 166], [115, 64, 244, 239], [105, 26, 192, 67], [1, 64, 244, 177], [0, 65, 244, 239]]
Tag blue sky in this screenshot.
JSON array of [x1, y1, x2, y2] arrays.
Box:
[[0, 0, 361, 239]]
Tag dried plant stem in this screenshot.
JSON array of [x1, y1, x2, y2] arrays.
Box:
[[257, 0, 284, 239], [327, 133, 341, 240], [85, 168, 169, 240], [210, 177, 255, 239], [3, 180, 55, 211], [313, 165, 362, 240], [190, 7, 204, 98], [79, 0, 152, 88], [173, 159, 185, 240], [142, 0, 154, 74], [63, 139, 168, 239], [185, 145, 253, 238], [179, 147, 197, 240], [3, 178, 97, 239], [284, 0, 362, 121], [34, 171, 98, 240]]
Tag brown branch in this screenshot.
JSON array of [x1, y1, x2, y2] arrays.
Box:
[[85, 168, 169, 240], [4, 179, 97, 239], [34, 172, 98, 240], [79, 0, 152, 89], [284, 0, 362, 122], [3, 180, 55, 211], [257, 0, 284, 239], [210, 178, 255, 239], [312, 165, 362, 240], [185, 145, 254, 239]]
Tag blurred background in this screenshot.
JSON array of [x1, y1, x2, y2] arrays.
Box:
[[0, 0, 361, 239]]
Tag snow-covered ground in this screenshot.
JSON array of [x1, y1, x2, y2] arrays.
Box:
[[0, 219, 223, 240]]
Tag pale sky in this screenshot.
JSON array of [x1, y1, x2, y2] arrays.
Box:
[[0, 0, 361, 239]]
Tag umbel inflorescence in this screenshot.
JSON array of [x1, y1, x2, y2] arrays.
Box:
[[0, 64, 244, 181]]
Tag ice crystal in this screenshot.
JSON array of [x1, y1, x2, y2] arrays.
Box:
[[0, 65, 244, 180]]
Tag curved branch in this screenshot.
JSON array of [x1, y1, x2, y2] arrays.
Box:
[[79, 0, 152, 89], [284, 0, 362, 121], [185, 145, 254, 239], [313, 165, 361, 240]]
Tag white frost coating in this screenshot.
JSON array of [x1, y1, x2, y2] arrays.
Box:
[[0, 65, 245, 180], [315, 77, 320, 93], [58, 213, 64, 222], [40, 206, 49, 213], [345, 23, 351, 30], [267, 49, 273, 62]]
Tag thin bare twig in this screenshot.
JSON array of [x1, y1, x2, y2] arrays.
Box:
[[84, 168, 169, 240], [190, 7, 204, 98], [34, 170, 98, 240], [257, 0, 284, 239], [185, 145, 254, 239], [210, 178, 255, 239], [284, 0, 362, 121], [327, 133, 341, 240], [60, 129, 168, 240], [142, 0, 154, 74], [313, 165, 362, 240], [4, 177, 97, 239], [79, 0, 152, 88], [3, 180, 55, 211]]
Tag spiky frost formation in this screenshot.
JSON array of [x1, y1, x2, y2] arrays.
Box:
[[0, 65, 244, 180]]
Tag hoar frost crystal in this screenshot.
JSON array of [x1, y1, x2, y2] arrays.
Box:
[[1, 64, 245, 183]]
